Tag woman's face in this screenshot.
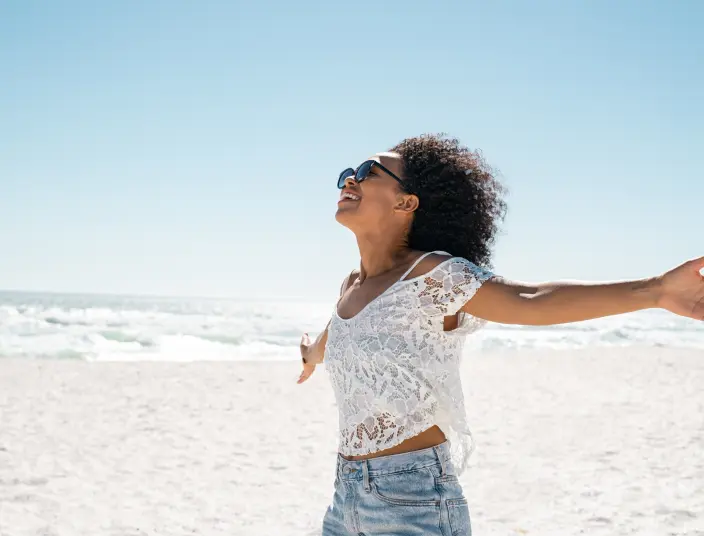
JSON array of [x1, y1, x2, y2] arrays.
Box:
[[335, 152, 418, 233]]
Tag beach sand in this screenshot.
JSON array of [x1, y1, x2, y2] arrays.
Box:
[[1, 347, 702, 536]]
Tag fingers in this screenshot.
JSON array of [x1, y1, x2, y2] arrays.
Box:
[[297, 360, 316, 384], [297, 368, 313, 384], [298, 332, 315, 384]]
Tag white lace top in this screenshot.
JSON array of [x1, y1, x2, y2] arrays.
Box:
[[324, 251, 494, 474]]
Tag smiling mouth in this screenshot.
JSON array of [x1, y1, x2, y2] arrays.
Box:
[[339, 192, 361, 203]]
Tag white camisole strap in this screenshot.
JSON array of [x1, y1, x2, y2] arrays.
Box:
[[398, 250, 452, 282]]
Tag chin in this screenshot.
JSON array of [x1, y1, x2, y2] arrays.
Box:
[[334, 208, 352, 227], [334, 206, 360, 229]]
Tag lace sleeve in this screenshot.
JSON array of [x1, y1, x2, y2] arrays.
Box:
[[417, 257, 494, 318]]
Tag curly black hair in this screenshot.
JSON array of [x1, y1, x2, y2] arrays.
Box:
[[390, 134, 507, 268]]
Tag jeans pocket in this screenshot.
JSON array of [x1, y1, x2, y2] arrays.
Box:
[[370, 469, 440, 507], [446, 498, 471, 536]]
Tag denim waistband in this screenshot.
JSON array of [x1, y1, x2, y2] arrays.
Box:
[[336, 441, 453, 481]]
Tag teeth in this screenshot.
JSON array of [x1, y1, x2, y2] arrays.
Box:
[[342, 193, 360, 201]]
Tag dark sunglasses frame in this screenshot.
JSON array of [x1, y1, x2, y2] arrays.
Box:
[[337, 160, 405, 189]]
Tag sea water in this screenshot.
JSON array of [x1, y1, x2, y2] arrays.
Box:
[[1, 291, 702, 361]]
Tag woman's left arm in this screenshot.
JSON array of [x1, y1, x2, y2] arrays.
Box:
[[462, 256, 704, 326]]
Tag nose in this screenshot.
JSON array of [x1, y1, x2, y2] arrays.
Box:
[[343, 175, 358, 189]]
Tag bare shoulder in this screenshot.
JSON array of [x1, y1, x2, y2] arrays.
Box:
[[403, 252, 455, 280], [340, 269, 360, 295]]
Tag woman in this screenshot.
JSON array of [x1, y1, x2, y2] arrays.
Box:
[[297, 134, 703, 536]]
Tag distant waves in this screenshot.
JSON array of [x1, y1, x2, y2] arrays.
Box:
[[0, 292, 702, 361]]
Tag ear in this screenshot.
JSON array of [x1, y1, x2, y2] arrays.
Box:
[[394, 193, 419, 214]]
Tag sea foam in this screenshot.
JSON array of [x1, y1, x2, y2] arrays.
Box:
[[0, 291, 702, 361]]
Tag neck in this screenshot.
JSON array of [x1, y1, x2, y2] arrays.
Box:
[[355, 231, 413, 282]]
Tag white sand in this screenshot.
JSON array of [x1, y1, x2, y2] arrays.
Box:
[[1, 347, 702, 536]]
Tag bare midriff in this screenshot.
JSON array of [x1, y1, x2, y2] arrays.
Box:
[[340, 425, 447, 461]]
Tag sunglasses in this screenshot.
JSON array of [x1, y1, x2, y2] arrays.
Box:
[[337, 160, 405, 189]]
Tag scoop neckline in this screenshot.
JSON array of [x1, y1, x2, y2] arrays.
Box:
[[333, 255, 457, 322]]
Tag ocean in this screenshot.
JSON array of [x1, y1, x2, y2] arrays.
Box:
[[1, 290, 702, 362]]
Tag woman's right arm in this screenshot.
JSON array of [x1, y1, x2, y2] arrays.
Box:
[[299, 321, 330, 367], [297, 270, 358, 384]]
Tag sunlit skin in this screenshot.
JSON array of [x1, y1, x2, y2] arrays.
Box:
[[332, 152, 452, 458], [298, 150, 704, 461]]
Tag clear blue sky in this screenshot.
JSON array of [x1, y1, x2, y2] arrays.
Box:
[[1, 0, 702, 300]]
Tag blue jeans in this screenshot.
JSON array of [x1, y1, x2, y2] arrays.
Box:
[[322, 441, 471, 535]]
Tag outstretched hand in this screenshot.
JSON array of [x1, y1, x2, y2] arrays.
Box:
[[658, 256, 704, 320], [297, 333, 317, 384]]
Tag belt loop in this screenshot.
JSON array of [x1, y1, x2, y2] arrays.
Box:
[[362, 461, 371, 493], [433, 446, 447, 476]]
